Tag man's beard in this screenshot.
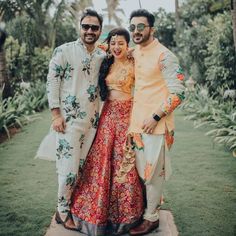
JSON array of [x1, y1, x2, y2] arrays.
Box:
[[82, 33, 99, 44], [133, 31, 151, 45]]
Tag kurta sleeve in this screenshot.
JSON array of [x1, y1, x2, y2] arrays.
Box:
[[158, 51, 185, 115], [46, 47, 65, 109]]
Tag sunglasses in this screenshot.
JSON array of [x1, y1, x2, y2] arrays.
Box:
[[129, 23, 150, 32], [81, 24, 100, 32]]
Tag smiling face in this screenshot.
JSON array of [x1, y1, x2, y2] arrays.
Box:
[[130, 16, 154, 46], [109, 35, 128, 60], [80, 16, 102, 45]]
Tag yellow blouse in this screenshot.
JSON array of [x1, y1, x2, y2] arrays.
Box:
[[106, 59, 135, 94]]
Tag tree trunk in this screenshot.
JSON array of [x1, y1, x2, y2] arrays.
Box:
[[0, 28, 11, 99], [231, 0, 236, 52], [175, 0, 180, 35]]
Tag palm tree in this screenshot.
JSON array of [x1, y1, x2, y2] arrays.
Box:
[[175, 0, 180, 34], [68, 0, 93, 34], [102, 0, 125, 26], [232, 0, 236, 51], [50, 0, 67, 48], [0, 0, 65, 48]]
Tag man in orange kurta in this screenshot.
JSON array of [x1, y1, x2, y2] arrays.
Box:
[[127, 9, 186, 235]]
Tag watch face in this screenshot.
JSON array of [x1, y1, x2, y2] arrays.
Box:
[[153, 114, 161, 121]]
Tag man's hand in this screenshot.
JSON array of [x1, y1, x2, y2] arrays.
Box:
[[52, 115, 66, 133], [142, 117, 158, 134], [127, 47, 135, 59]]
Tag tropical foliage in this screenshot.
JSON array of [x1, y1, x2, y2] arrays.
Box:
[[175, 0, 235, 95], [153, 8, 176, 48], [169, 0, 236, 156], [181, 87, 236, 156], [0, 80, 47, 138]]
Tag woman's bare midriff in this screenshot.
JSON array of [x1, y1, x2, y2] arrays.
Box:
[[108, 90, 132, 101]]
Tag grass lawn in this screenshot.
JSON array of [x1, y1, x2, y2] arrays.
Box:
[[164, 111, 236, 236], [0, 109, 235, 236], [0, 110, 57, 236]]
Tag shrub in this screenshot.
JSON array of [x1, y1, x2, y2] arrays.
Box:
[[181, 86, 236, 156], [0, 80, 48, 137], [204, 12, 236, 94], [31, 47, 52, 81], [4, 36, 52, 84]]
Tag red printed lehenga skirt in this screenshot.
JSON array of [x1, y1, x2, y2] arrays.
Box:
[[71, 99, 143, 236]]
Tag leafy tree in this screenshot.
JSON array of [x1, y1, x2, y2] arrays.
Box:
[[68, 0, 93, 34], [231, 0, 236, 51], [204, 12, 236, 93], [55, 21, 78, 47], [153, 8, 176, 49]]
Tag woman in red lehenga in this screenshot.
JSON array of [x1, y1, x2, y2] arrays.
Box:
[[69, 28, 144, 235]]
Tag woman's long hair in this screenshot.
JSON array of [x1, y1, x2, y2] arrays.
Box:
[[98, 27, 130, 101]]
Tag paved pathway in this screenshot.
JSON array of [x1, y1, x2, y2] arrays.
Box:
[[45, 210, 178, 236]]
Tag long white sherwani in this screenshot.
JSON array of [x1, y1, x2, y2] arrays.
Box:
[[37, 38, 105, 214]]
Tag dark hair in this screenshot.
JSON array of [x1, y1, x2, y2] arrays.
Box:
[[0, 28, 7, 51], [105, 27, 130, 45], [129, 9, 155, 27], [99, 27, 130, 101], [80, 9, 103, 27]]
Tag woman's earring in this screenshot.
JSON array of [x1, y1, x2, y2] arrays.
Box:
[[106, 50, 112, 58]]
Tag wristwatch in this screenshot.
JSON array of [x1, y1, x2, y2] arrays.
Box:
[[152, 113, 161, 122]]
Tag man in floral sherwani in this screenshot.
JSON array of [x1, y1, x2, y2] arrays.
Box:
[[46, 9, 105, 228], [125, 9, 186, 235]]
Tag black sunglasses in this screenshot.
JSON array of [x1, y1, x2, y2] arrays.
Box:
[[81, 24, 100, 32], [129, 23, 150, 32]]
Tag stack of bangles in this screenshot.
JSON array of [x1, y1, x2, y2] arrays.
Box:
[[52, 115, 61, 122]]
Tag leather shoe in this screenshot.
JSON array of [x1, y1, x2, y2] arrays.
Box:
[[55, 211, 79, 231], [129, 219, 159, 235]]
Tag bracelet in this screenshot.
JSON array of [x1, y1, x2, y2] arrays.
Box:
[[52, 115, 61, 122]]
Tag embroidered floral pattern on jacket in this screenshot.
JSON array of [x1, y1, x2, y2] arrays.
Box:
[[62, 95, 87, 122], [161, 94, 182, 114], [82, 57, 92, 75], [56, 138, 73, 160], [66, 172, 77, 188], [159, 51, 185, 115], [90, 111, 99, 129], [58, 196, 69, 213], [64, 62, 74, 81], [53, 64, 64, 80], [87, 85, 98, 102]]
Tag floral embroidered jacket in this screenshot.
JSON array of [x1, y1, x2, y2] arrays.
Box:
[[47, 38, 105, 131], [129, 39, 185, 135], [42, 39, 105, 175]]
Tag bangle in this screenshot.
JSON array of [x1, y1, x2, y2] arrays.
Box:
[[52, 115, 61, 122], [152, 113, 161, 122]]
